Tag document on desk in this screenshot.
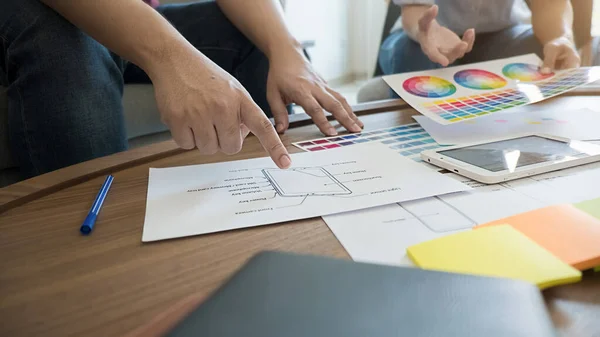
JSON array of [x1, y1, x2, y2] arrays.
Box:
[[413, 108, 600, 146], [324, 161, 600, 266], [141, 143, 470, 242]]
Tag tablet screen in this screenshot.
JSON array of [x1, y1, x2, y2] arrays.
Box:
[[438, 136, 588, 172]]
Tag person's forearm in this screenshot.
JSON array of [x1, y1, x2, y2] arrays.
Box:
[[529, 0, 574, 45], [215, 0, 302, 59], [401, 5, 432, 41], [39, 0, 198, 78]]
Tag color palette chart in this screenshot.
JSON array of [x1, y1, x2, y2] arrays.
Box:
[[292, 123, 442, 164], [383, 54, 600, 125]]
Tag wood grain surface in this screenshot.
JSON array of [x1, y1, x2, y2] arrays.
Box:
[[1, 97, 600, 337]]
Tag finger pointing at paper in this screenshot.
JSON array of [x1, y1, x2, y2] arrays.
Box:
[[152, 51, 292, 170]]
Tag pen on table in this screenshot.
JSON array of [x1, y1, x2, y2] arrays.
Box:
[[80, 175, 114, 235]]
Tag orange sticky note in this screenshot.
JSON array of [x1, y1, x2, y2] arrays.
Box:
[[478, 204, 600, 270]]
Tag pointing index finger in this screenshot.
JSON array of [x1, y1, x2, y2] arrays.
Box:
[[241, 99, 291, 169]]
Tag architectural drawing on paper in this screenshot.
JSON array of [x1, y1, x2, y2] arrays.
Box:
[[262, 167, 352, 197]]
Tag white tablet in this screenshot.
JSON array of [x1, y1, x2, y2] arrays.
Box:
[[420, 133, 600, 184]]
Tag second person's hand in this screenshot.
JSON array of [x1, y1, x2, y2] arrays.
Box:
[[415, 5, 475, 67], [541, 36, 581, 74], [151, 48, 292, 169]]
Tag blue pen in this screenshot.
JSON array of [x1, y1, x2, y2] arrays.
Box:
[[80, 175, 114, 235]]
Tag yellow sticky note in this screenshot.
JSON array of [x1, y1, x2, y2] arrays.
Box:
[[407, 225, 581, 289], [574, 198, 600, 220]]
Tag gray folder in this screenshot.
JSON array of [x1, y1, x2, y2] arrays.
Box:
[[167, 251, 556, 337]]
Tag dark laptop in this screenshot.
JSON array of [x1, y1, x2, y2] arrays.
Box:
[[167, 251, 556, 337]]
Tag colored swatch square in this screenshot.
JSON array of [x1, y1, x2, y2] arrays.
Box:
[[407, 225, 581, 289], [381, 139, 396, 145]]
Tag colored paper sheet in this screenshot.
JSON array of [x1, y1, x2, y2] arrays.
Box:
[[383, 53, 600, 125], [478, 204, 600, 270], [413, 108, 600, 146], [574, 197, 600, 220], [142, 143, 470, 242], [292, 123, 444, 171], [406, 225, 581, 289]]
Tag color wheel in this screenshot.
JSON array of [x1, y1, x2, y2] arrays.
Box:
[[403, 76, 457, 98], [454, 69, 507, 90], [502, 63, 554, 82]]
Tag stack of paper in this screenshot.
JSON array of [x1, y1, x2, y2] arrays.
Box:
[[478, 204, 600, 270], [406, 225, 582, 289]]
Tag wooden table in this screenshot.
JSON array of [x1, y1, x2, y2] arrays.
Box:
[[1, 96, 600, 337]]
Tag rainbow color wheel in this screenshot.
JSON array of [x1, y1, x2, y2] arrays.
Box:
[[453, 69, 507, 90], [502, 63, 554, 82], [403, 76, 457, 98], [454, 69, 506, 90]]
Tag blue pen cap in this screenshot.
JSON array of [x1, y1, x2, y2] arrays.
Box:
[[80, 213, 98, 235]]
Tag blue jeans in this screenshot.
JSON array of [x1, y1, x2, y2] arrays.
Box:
[[379, 25, 544, 97], [0, 0, 271, 180]]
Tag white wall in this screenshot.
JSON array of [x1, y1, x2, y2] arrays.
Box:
[[284, 0, 352, 82], [349, 0, 388, 79], [284, 0, 388, 83]]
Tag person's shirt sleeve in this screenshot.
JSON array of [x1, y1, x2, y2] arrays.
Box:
[[392, 0, 435, 6]]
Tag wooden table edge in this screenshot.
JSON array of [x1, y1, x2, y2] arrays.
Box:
[[0, 99, 408, 214]]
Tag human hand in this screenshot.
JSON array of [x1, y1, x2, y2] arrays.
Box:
[[151, 49, 291, 169], [266, 47, 364, 136], [416, 5, 475, 67], [541, 36, 580, 74]]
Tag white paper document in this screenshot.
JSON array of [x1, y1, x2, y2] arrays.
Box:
[[414, 108, 600, 145], [382, 53, 600, 125], [142, 143, 470, 242], [324, 161, 600, 266]]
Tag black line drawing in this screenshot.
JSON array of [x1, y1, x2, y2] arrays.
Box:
[[262, 167, 352, 197], [399, 197, 476, 233]]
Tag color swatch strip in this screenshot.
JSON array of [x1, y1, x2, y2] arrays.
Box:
[[423, 67, 600, 124], [292, 123, 443, 163]]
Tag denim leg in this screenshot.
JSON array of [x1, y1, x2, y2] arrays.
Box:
[[0, 0, 127, 179], [123, 1, 273, 117], [461, 25, 544, 64], [378, 30, 446, 98]]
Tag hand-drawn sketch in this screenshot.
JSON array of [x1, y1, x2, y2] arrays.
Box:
[[262, 167, 352, 197]]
